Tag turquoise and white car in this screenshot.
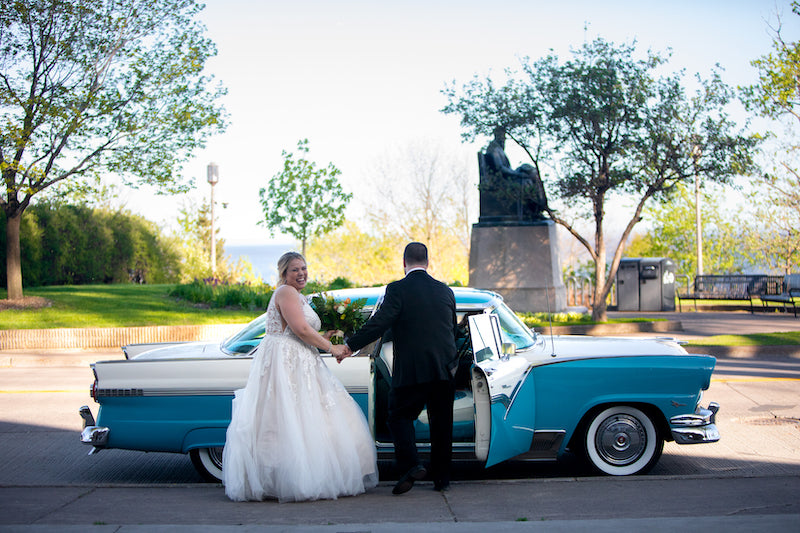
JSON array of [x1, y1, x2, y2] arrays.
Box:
[[79, 287, 719, 482]]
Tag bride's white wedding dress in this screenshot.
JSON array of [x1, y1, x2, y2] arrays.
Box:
[[223, 292, 378, 502]]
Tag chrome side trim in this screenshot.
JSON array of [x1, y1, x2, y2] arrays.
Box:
[[95, 385, 370, 397]]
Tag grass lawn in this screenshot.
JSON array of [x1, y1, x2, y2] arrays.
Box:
[[3, 285, 799, 346], [0, 284, 259, 329]]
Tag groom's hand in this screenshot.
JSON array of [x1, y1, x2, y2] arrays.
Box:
[[335, 345, 353, 363]]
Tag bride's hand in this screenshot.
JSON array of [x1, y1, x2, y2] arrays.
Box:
[[329, 344, 348, 359]]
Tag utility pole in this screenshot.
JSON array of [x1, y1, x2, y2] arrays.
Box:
[[207, 162, 219, 274], [692, 145, 703, 276]]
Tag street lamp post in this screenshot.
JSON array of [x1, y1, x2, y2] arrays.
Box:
[[691, 145, 703, 276], [207, 162, 219, 274]]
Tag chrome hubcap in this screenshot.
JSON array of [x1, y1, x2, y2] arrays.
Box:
[[208, 447, 224, 469], [595, 414, 646, 465]]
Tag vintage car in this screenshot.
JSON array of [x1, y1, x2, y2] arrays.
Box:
[[79, 287, 719, 482]]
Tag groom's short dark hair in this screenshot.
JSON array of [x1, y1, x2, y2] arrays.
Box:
[[404, 242, 428, 266]]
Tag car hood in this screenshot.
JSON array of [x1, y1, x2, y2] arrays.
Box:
[[128, 341, 233, 360]]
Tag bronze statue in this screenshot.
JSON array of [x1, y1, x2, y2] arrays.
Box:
[[478, 126, 547, 224]]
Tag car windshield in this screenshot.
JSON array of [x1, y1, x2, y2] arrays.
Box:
[[221, 314, 266, 355], [220, 291, 535, 355], [490, 302, 537, 350]]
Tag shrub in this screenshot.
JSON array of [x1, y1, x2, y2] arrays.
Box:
[[169, 278, 275, 311], [168, 276, 360, 310]]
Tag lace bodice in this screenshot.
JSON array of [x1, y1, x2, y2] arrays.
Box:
[[264, 291, 321, 338]]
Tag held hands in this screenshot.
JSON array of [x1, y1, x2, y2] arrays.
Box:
[[332, 344, 353, 363], [322, 330, 353, 363]]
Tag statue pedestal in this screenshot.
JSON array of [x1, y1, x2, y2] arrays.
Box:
[[469, 221, 566, 313]]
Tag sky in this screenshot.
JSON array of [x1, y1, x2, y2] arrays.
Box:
[[117, 0, 800, 247]]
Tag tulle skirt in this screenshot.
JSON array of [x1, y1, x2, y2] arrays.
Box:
[[223, 334, 378, 502]]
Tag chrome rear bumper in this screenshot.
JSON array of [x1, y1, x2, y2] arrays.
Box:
[[79, 405, 109, 455], [670, 402, 720, 444]]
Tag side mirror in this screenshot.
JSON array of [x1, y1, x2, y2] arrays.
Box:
[[500, 342, 516, 361]]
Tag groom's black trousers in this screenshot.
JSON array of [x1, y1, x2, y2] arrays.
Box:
[[387, 379, 455, 483]]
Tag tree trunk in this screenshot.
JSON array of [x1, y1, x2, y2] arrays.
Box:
[[5, 212, 23, 300], [591, 265, 609, 322]]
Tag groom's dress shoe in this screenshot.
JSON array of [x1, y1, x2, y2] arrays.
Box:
[[392, 464, 427, 495], [433, 480, 450, 492]]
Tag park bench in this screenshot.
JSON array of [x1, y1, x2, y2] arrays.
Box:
[[752, 274, 800, 318], [677, 274, 798, 317], [676, 275, 751, 312]]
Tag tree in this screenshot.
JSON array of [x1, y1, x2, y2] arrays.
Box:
[[361, 141, 475, 283], [259, 139, 351, 256], [0, 0, 226, 299], [625, 183, 744, 281], [306, 221, 404, 286], [443, 38, 759, 320], [0, 202, 182, 285], [740, 2, 800, 274]]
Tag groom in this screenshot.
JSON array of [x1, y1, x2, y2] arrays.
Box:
[[341, 242, 458, 494]]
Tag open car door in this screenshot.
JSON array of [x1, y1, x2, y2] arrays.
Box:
[[469, 313, 535, 467]]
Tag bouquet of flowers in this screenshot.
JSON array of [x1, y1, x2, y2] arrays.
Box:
[[310, 293, 368, 344]]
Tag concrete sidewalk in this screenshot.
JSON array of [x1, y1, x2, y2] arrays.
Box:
[[3, 476, 799, 531]]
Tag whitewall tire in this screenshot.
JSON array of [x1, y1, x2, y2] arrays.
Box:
[[190, 447, 224, 482], [583, 406, 663, 476]]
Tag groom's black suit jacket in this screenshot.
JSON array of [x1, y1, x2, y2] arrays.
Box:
[[346, 269, 458, 388]]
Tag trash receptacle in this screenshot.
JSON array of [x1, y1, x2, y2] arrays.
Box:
[[617, 257, 676, 312], [617, 259, 641, 311]]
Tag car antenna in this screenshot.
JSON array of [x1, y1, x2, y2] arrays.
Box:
[[545, 279, 556, 357]]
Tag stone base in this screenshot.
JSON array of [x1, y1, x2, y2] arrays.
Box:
[[469, 221, 566, 313]]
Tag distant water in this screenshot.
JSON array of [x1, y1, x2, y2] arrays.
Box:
[[226, 243, 298, 284]]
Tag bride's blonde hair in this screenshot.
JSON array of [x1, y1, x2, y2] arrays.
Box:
[[277, 252, 305, 286]]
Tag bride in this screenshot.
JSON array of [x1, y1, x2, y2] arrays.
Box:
[[223, 252, 378, 502]]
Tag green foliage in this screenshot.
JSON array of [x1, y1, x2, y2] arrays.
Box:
[[738, 6, 800, 274], [171, 199, 255, 282], [0, 0, 227, 297], [517, 311, 592, 328], [306, 220, 468, 287], [742, 1, 800, 122], [0, 203, 181, 287], [169, 278, 274, 311], [309, 293, 367, 336], [168, 276, 360, 312], [626, 183, 744, 279], [259, 139, 351, 255], [306, 221, 404, 286]]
